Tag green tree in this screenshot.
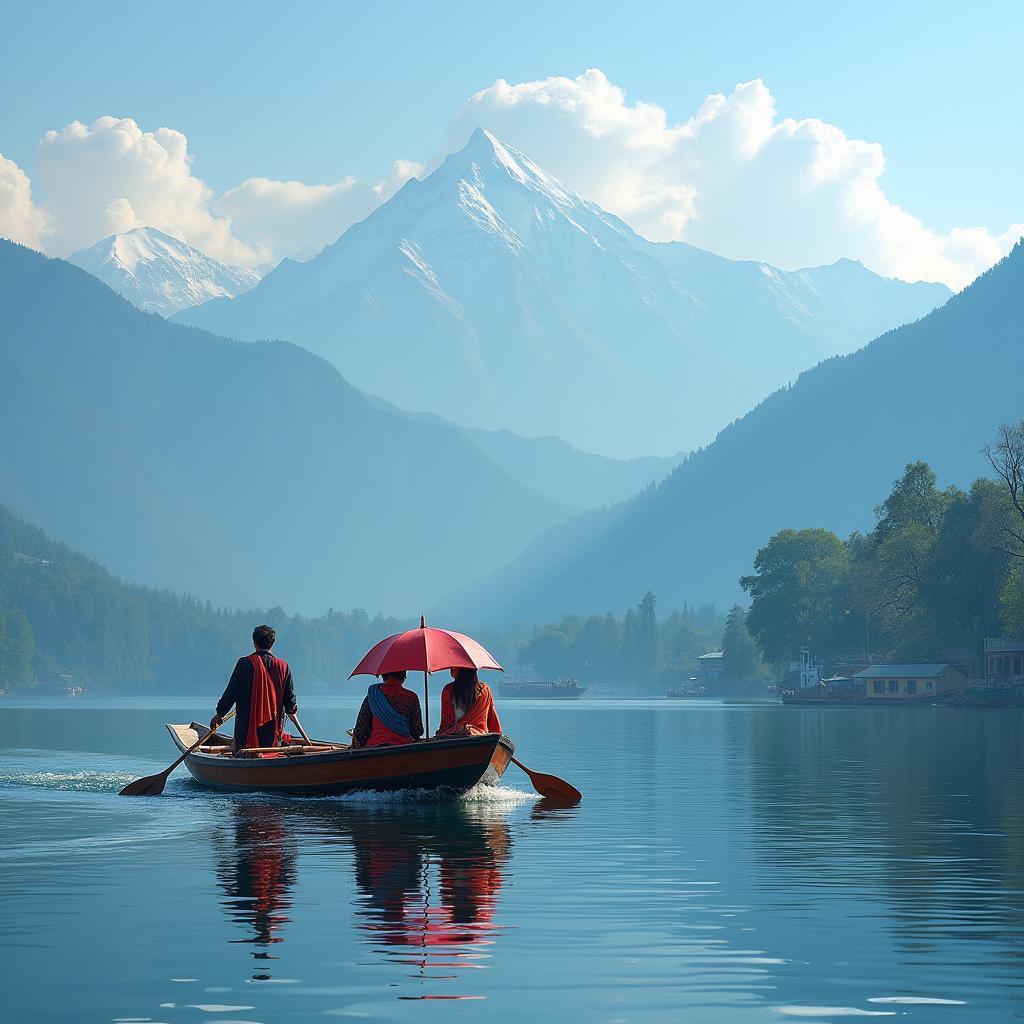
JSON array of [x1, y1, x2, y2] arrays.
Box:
[[985, 421, 1024, 639], [720, 605, 763, 689], [741, 528, 852, 665], [983, 419, 1024, 557], [862, 462, 963, 657], [636, 591, 658, 689], [915, 479, 1010, 660], [1001, 567, 1024, 637], [521, 616, 583, 678], [621, 608, 639, 686]]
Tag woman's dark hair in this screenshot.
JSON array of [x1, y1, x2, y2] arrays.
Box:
[[452, 668, 479, 711], [381, 670, 407, 683], [252, 624, 276, 650]]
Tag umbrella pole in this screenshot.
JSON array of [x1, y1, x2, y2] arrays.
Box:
[[423, 669, 430, 738]]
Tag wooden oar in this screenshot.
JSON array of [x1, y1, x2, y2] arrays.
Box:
[[510, 755, 582, 803], [289, 713, 313, 745], [119, 710, 235, 796]]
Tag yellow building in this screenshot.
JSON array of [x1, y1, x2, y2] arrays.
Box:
[[853, 664, 966, 699]]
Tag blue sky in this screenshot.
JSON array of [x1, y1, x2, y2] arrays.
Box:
[[0, 0, 1020, 286]]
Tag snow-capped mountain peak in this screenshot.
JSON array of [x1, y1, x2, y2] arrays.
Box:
[[174, 130, 951, 457], [69, 227, 261, 316], [433, 128, 630, 245], [457, 128, 571, 199]]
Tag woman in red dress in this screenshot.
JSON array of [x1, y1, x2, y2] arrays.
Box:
[[436, 668, 502, 737]]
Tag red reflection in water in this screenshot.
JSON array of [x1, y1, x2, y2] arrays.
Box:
[[213, 800, 513, 998]]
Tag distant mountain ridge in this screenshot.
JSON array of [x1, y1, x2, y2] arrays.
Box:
[[440, 243, 1023, 622], [0, 240, 572, 615], [175, 128, 950, 457], [364, 393, 685, 508], [70, 227, 261, 316]]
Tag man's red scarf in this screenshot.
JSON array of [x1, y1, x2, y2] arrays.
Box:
[[245, 653, 280, 750]]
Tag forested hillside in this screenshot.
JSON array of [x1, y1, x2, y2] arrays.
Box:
[[0, 503, 728, 695], [0, 503, 404, 692]]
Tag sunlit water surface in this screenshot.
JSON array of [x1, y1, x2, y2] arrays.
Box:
[[1, 698, 1022, 1023]]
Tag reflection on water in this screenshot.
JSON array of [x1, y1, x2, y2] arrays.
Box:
[[210, 797, 514, 995], [350, 804, 509, 996], [213, 802, 298, 969], [1, 702, 1022, 1022]]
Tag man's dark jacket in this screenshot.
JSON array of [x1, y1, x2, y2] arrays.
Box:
[[217, 650, 298, 750]]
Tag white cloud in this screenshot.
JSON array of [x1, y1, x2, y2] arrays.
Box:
[[24, 115, 424, 268], [448, 71, 1022, 289], [9, 83, 1019, 288], [35, 116, 269, 267], [214, 176, 378, 260], [214, 159, 422, 259], [373, 158, 425, 201], [0, 152, 50, 248]]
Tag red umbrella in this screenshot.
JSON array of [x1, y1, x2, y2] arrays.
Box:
[[349, 616, 502, 735]]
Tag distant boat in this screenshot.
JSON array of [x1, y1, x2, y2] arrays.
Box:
[[498, 679, 587, 700], [63, 685, 87, 698]]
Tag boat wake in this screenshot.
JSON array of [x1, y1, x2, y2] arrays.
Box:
[[0, 768, 136, 793], [0, 749, 149, 794], [291, 782, 539, 808]]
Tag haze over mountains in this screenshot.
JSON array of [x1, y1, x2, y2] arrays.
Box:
[[0, 241, 574, 615], [175, 129, 950, 458], [364, 393, 684, 508], [69, 227, 261, 316], [441, 243, 1024, 622]]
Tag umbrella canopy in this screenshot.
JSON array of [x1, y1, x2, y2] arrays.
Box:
[[349, 619, 503, 678]]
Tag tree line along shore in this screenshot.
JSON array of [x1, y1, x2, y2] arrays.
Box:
[[2, 421, 1023, 697]]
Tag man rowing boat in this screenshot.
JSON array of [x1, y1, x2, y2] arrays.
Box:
[[211, 625, 298, 754]]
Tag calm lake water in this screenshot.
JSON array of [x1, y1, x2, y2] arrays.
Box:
[[1, 697, 1022, 1023]]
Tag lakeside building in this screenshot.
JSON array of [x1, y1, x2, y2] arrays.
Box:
[[784, 647, 823, 690], [852, 664, 966, 699], [697, 652, 723, 686], [984, 637, 1024, 683]]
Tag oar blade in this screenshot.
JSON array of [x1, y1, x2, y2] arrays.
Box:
[[119, 772, 168, 796], [529, 771, 582, 804]]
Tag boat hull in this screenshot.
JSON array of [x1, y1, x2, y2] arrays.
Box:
[[498, 687, 587, 700], [167, 723, 514, 796]]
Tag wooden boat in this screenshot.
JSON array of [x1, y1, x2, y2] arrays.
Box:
[[166, 722, 515, 796], [498, 679, 587, 700]]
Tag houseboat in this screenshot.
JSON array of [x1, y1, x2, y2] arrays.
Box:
[[498, 679, 587, 700]]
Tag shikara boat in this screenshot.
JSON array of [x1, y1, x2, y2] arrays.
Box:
[[166, 722, 515, 796]]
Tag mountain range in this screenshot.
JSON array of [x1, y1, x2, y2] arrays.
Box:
[[363, 393, 685, 508], [69, 227, 261, 316], [0, 240, 574, 615], [440, 242, 1024, 622], [174, 129, 950, 457]]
